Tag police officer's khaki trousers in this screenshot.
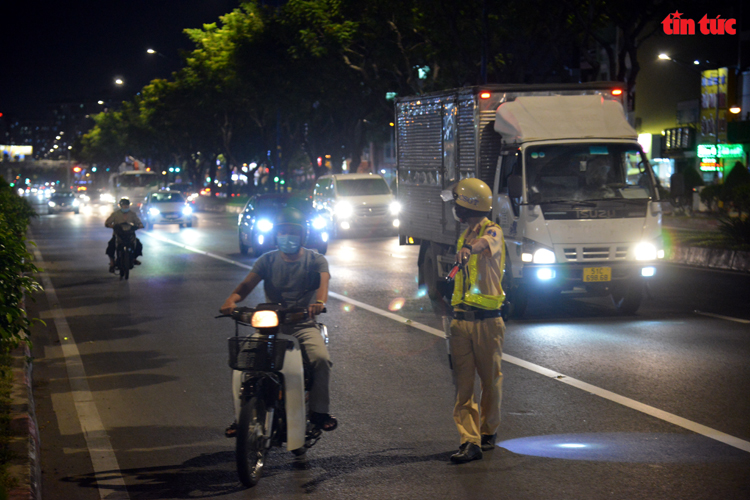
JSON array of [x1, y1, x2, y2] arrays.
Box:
[[450, 316, 505, 445]]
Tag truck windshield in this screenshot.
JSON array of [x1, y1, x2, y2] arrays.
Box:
[[336, 178, 391, 196], [524, 143, 655, 203]]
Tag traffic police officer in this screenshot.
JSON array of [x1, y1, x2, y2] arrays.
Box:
[[442, 178, 506, 464]]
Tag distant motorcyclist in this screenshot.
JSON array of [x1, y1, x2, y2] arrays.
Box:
[[220, 207, 337, 436], [105, 198, 144, 273]]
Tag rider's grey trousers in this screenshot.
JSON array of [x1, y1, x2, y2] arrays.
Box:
[[232, 322, 332, 421]]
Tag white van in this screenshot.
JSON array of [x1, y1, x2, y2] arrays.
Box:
[[313, 173, 400, 237]]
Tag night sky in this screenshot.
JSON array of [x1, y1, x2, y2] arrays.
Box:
[[1, 0, 239, 119]]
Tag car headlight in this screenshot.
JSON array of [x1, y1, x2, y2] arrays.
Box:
[[533, 248, 556, 264], [72, 199, 80, 206], [182, 206, 193, 216], [48, 201, 56, 207], [100, 193, 115, 204], [334, 202, 353, 218], [257, 218, 273, 232], [389, 201, 401, 215], [634, 242, 657, 261], [312, 216, 327, 230], [149, 207, 161, 216]]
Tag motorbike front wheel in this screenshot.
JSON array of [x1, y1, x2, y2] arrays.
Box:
[[119, 248, 130, 280], [236, 397, 268, 487]]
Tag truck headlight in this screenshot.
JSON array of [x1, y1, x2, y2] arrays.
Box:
[[533, 248, 556, 264], [634, 242, 657, 261], [257, 219, 273, 232], [149, 207, 161, 216], [335, 202, 353, 218], [389, 201, 401, 215]]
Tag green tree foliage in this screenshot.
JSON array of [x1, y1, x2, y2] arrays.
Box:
[[0, 179, 43, 347]]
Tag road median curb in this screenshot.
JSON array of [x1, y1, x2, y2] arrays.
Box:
[[667, 246, 750, 273], [7, 344, 41, 500]]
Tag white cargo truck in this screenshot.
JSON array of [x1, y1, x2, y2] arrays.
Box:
[[396, 83, 664, 316]]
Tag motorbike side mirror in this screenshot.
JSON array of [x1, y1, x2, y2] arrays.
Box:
[[508, 175, 523, 199]]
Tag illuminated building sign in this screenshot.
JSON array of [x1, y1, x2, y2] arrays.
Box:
[[699, 158, 720, 172], [1, 145, 33, 160], [697, 144, 745, 158]]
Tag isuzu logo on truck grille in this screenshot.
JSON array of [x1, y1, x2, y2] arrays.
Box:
[[577, 209, 615, 219]]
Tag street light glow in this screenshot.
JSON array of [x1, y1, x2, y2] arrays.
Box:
[[729, 106, 741, 114], [115, 78, 124, 85], [658, 53, 671, 60], [147, 48, 156, 54]]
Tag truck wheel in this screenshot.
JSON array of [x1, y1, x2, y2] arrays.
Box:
[[611, 280, 643, 315]]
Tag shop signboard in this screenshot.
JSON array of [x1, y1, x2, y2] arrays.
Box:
[[700, 68, 728, 143]]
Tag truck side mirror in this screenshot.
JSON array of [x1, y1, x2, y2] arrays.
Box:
[[508, 175, 523, 199], [670, 173, 684, 197]]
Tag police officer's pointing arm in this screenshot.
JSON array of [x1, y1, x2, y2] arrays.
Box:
[[220, 272, 262, 314]]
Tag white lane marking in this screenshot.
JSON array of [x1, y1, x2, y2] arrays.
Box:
[[143, 233, 750, 455], [32, 245, 130, 499], [694, 310, 750, 324]]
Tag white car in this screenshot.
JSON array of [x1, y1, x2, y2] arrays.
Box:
[[142, 191, 193, 229]]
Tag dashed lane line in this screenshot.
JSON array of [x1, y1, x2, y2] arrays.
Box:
[[144, 232, 750, 454]]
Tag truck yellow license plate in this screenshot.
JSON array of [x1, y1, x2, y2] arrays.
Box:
[[583, 267, 611, 282]]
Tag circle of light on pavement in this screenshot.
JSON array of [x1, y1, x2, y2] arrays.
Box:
[[388, 298, 406, 311]]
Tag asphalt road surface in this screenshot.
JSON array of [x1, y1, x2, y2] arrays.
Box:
[[25, 204, 750, 500]]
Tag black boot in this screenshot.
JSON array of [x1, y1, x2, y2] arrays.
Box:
[[481, 433, 497, 451], [450, 442, 483, 463]]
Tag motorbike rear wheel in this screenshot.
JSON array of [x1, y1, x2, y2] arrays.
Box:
[[236, 397, 268, 487]]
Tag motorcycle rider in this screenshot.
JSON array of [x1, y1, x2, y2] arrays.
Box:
[[220, 207, 337, 436], [105, 198, 144, 273]]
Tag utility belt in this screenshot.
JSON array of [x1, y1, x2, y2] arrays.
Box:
[[452, 306, 503, 322]]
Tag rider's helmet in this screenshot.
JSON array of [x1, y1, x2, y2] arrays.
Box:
[[450, 178, 492, 221], [118, 198, 131, 207], [274, 207, 307, 246]]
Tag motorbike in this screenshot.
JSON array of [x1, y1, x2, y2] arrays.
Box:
[[113, 222, 137, 280], [219, 302, 329, 488]]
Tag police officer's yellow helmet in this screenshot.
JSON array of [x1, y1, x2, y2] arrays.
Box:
[[453, 178, 492, 212]]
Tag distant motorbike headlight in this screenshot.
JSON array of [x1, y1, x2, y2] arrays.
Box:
[[182, 206, 193, 216], [257, 218, 274, 233], [312, 216, 327, 230], [48, 201, 56, 207], [389, 201, 401, 215], [251, 310, 279, 328], [634, 242, 657, 261], [533, 248, 556, 264], [335, 202, 353, 218], [149, 207, 161, 216]]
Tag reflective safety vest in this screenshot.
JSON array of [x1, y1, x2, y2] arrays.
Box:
[[451, 218, 505, 310]]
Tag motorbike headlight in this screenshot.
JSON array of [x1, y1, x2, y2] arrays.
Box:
[[257, 219, 273, 233], [533, 248, 556, 264], [634, 242, 657, 261], [312, 216, 327, 230], [389, 201, 401, 215], [182, 206, 193, 216], [251, 310, 279, 328], [149, 207, 161, 216], [335, 202, 353, 218]]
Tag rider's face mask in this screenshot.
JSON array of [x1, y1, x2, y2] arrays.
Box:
[[120, 206, 130, 213], [277, 234, 302, 254]]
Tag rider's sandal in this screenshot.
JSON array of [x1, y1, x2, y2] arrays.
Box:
[[109, 265, 115, 273], [310, 412, 338, 432], [225, 422, 237, 438]]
